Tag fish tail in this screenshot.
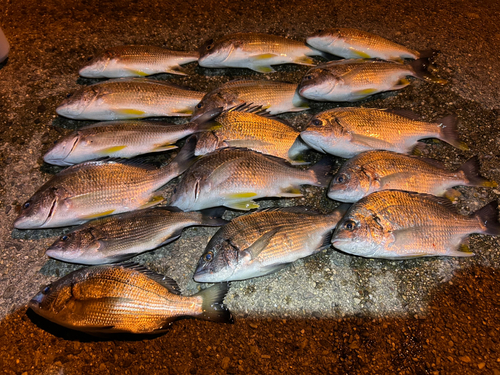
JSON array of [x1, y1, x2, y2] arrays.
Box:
[[170, 135, 198, 174], [199, 207, 229, 226], [190, 107, 224, 132], [459, 156, 498, 188], [195, 282, 234, 324], [309, 156, 334, 187], [473, 201, 500, 236], [436, 114, 468, 150], [409, 57, 447, 84]]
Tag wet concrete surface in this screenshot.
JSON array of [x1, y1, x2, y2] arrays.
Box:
[[1, 0, 500, 373]]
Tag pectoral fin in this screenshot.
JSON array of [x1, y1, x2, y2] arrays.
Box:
[[116, 109, 146, 116], [125, 69, 149, 77], [140, 195, 164, 208], [294, 56, 315, 65], [82, 209, 115, 220], [172, 108, 193, 116], [350, 133, 394, 149], [224, 200, 260, 211], [224, 139, 273, 149], [251, 53, 278, 60], [244, 227, 280, 260], [98, 145, 127, 155], [351, 88, 378, 100], [348, 47, 371, 59], [393, 78, 411, 89]]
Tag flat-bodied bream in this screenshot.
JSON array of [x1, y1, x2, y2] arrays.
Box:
[[332, 190, 500, 259], [56, 78, 205, 120], [300, 108, 467, 158], [14, 137, 196, 229], [79, 45, 199, 78], [28, 263, 233, 334], [328, 152, 496, 203], [198, 33, 325, 73], [170, 148, 331, 211], [194, 205, 348, 282], [191, 79, 308, 121]]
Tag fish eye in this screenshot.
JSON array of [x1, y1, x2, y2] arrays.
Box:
[[173, 187, 177, 194], [196, 103, 203, 109], [87, 56, 92, 61], [344, 220, 356, 231], [304, 75, 313, 80], [204, 251, 214, 262], [311, 119, 323, 126], [42, 285, 51, 294], [22, 201, 31, 209], [335, 173, 348, 184], [66, 93, 72, 98], [61, 235, 69, 241], [206, 44, 214, 51]]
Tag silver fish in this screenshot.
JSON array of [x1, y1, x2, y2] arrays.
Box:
[[307, 28, 432, 61], [79, 45, 199, 78], [45, 207, 227, 265], [29, 264, 233, 334], [198, 33, 324, 73], [328, 152, 496, 203], [14, 137, 196, 229], [170, 148, 331, 211], [191, 79, 308, 121], [332, 190, 500, 259], [298, 58, 445, 102], [56, 78, 205, 120], [43, 118, 214, 166], [194, 206, 347, 282], [300, 108, 466, 158]]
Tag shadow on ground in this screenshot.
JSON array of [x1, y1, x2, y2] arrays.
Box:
[[0, 266, 499, 375]]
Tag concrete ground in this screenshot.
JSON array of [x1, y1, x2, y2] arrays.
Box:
[[1, 0, 500, 373]]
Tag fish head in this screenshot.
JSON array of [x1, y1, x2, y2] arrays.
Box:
[[45, 228, 102, 262], [43, 132, 81, 166], [193, 239, 242, 282], [191, 91, 234, 121], [56, 86, 98, 118], [300, 112, 346, 153], [198, 38, 234, 67], [328, 164, 372, 203], [298, 68, 339, 101], [170, 170, 206, 211], [79, 51, 113, 78], [14, 186, 68, 229], [307, 29, 342, 50], [331, 206, 391, 257], [28, 276, 76, 324]]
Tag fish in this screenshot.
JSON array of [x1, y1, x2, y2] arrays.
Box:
[[194, 205, 348, 282], [170, 148, 331, 211], [198, 33, 325, 73], [13, 137, 196, 229], [300, 108, 467, 158], [194, 105, 309, 163], [28, 263, 233, 334], [331, 190, 500, 259], [298, 58, 445, 102], [56, 78, 206, 120], [79, 45, 199, 78], [307, 28, 434, 61], [328, 152, 497, 203], [45, 207, 227, 265], [43, 116, 217, 166], [191, 79, 309, 121]]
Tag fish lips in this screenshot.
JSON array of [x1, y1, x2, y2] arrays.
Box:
[[28, 292, 44, 311], [193, 266, 218, 283]]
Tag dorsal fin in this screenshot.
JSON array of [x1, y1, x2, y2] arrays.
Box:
[[225, 103, 293, 127], [119, 262, 181, 295]]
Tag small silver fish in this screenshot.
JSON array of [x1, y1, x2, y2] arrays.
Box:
[[45, 207, 227, 265], [191, 79, 308, 121], [307, 28, 433, 61], [194, 206, 347, 282], [79, 45, 199, 78], [300, 108, 467, 158], [298, 58, 445, 102], [198, 33, 324, 73], [332, 190, 500, 259], [170, 148, 331, 211], [14, 137, 196, 229], [328, 152, 497, 203], [56, 78, 205, 120], [29, 264, 233, 334], [43, 118, 214, 166]]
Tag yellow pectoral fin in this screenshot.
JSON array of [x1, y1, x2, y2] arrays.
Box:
[[172, 108, 193, 115], [117, 109, 146, 116], [99, 145, 127, 155], [140, 196, 164, 208], [348, 47, 371, 59], [251, 53, 278, 60], [226, 192, 258, 199], [355, 88, 378, 96], [225, 200, 260, 211], [126, 68, 149, 76], [82, 209, 115, 220], [294, 56, 315, 65]]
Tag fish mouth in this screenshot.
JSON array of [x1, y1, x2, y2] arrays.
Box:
[[193, 267, 213, 283], [28, 292, 44, 310]]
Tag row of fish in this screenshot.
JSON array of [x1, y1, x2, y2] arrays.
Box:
[[80, 29, 433, 78]]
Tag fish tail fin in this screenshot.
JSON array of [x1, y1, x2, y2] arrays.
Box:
[[199, 207, 228, 226], [309, 156, 334, 187], [168, 135, 198, 176], [190, 107, 224, 133], [409, 57, 447, 85], [473, 201, 500, 236], [436, 114, 468, 150], [459, 156, 497, 188], [195, 283, 234, 324]]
